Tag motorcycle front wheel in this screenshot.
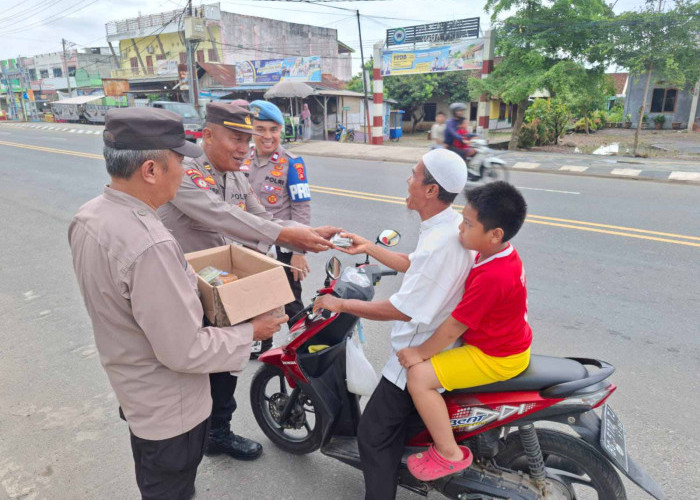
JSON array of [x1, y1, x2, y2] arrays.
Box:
[[250, 364, 323, 455], [496, 429, 626, 499], [481, 162, 509, 183]]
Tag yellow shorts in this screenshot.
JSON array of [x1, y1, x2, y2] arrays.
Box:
[[431, 345, 531, 391]]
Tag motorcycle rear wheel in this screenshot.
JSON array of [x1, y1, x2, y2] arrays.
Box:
[[250, 364, 323, 455], [496, 428, 626, 499]]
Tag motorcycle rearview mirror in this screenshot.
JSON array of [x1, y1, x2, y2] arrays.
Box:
[[362, 229, 401, 265], [325, 256, 342, 281], [376, 229, 401, 248]]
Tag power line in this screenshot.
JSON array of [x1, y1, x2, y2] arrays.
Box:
[[0, 0, 66, 27], [0, 0, 101, 37]]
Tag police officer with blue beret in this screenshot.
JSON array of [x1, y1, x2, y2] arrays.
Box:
[[244, 100, 311, 356]]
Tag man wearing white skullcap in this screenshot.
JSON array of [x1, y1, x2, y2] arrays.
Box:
[[312, 148, 475, 500]]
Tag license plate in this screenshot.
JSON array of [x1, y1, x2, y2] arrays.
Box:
[[600, 404, 628, 471]]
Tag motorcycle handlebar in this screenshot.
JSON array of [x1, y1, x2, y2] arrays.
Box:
[[379, 266, 398, 277]]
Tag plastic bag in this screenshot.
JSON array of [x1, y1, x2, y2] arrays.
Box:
[[346, 334, 379, 397]]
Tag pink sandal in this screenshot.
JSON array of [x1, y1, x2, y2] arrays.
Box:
[[407, 444, 473, 481]]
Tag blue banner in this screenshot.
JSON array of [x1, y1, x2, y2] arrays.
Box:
[[381, 39, 484, 76], [235, 56, 322, 85]]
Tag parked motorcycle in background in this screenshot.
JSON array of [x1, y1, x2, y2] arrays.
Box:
[[249, 230, 664, 500]]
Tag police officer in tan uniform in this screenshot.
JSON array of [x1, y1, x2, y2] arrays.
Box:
[[245, 100, 311, 355], [68, 108, 287, 500], [158, 102, 340, 463]]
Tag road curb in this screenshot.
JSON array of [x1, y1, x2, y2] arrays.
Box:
[[289, 147, 700, 186]]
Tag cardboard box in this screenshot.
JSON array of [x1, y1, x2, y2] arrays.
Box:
[[185, 244, 294, 326]]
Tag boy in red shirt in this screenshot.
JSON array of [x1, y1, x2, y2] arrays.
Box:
[[451, 117, 477, 159], [397, 181, 531, 481]]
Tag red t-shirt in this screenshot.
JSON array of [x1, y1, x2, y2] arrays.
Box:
[[452, 128, 469, 150], [451, 244, 532, 357]]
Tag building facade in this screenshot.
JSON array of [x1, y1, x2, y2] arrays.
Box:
[[105, 4, 352, 93], [22, 47, 114, 83], [624, 73, 700, 130]]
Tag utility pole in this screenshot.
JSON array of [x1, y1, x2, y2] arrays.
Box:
[[184, 0, 200, 112], [356, 10, 370, 144], [16, 55, 30, 121], [633, 0, 663, 156], [62, 38, 72, 96]]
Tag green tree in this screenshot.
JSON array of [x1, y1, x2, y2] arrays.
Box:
[[610, 0, 700, 154], [469, 0, 614, 149], [542, 61, 613, 134], [383, 73, 438, 132]]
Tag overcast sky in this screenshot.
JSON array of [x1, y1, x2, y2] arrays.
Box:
[[0, 0, 647, 73]]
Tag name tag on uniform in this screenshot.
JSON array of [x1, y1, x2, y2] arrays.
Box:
[[287, 157, 311, 202]]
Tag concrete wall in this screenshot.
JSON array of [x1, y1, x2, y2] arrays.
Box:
[[219, 12, 351, 81], [624, 73, 700, 129], [25, 49, 114, 80]]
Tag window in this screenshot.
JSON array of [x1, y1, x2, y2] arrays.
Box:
[[196, 50, 204, 63], [498, 101, 506, 120], [650, 88, 677, 113], [40, 69, 49, 79], [67, 66, 76, 76], [28, 69, 36, 80], [179, 52, 187, 64], [423, 103, 437, 122], [53, 68, 62, 77], [470, 102, 478, 121], [130, 57, 138, 70], [208, 48, 218, 62]]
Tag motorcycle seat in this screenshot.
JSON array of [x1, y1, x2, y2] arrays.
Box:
[[448, 355, 588, 394]]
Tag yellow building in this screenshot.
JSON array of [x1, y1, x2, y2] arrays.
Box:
[[106, 5, 223, 86]]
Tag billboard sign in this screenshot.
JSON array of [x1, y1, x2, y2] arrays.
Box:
[[387, 18, 480, 47], [235, 56, 321, 85], [381, 39, 484, 76], [102, 78, 130, 97]]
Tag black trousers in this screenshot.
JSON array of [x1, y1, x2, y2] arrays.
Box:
[[206, 310, 238, 432], [357, 377, 425, 500], [276, 246, 305, 326], [129, 418, 209, 500], [209, 371, 237, 431]]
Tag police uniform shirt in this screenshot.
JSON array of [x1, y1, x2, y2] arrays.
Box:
[[157, 151, 290, 254], [244, 145, 311, 226], [69, 187, 254, 441]]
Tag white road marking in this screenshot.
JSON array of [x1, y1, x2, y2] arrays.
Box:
[[517, 186, 580, 195], [560, 165, 588, 172], [68, 129, 77, 133], [77, 130, 84, 134], [512, 162, 540, 169], [611, 168, 642, 176], [669, 171, 700, 182]]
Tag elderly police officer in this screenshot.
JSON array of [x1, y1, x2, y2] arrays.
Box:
[[69, 107, 287, 500], [158, 102, 340, 463], [244, 100, 311, 355]]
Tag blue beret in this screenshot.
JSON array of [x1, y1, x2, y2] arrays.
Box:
[[250, 100, 284, 126]]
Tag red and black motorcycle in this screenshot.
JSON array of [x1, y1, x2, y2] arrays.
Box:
[[250, 232, 664, 500]]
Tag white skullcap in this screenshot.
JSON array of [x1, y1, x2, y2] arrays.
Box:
[[422, 148, 468, 194]]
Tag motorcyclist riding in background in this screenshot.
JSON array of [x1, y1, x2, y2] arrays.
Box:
[[445, 103, 477, 162]]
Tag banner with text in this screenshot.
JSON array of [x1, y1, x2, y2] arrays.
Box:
[[381, 39, 484, 76], [235, 56, 322, 85]]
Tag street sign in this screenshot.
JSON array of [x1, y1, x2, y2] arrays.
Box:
[[386, 18, 480, 47]]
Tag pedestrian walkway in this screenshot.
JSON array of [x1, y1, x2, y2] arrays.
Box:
[[288, 141, 700, 184]]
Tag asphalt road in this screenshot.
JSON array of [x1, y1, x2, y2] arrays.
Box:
[[0, 125, 698, 500]]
